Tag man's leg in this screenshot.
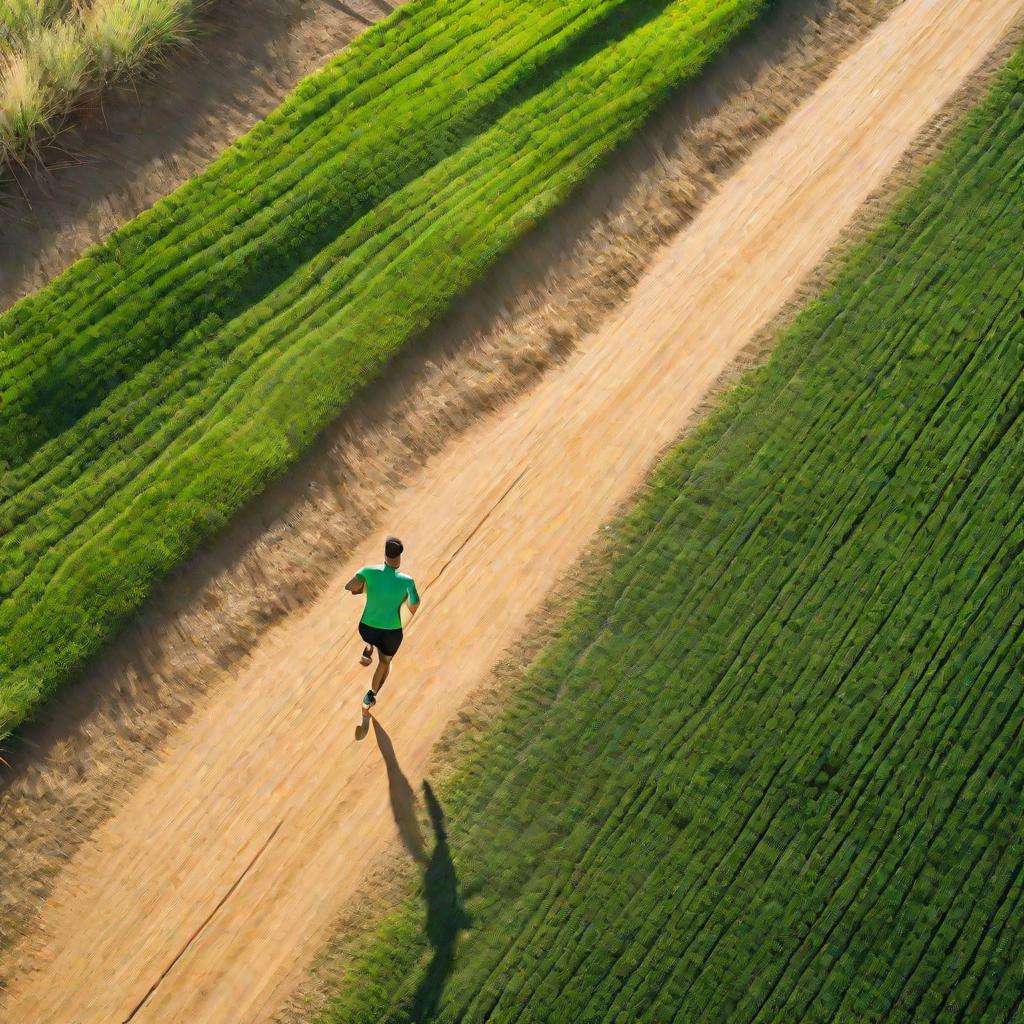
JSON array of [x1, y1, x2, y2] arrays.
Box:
[[371, 653, 392, 694], [363, 653, 392, 708], [358, 623, 374, 666]]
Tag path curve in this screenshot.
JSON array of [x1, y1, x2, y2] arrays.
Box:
[[6, 0, 1022, 1019]]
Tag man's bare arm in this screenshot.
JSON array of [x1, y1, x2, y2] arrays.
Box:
[[400, 596, 421, 626], [345, 574, 365, 595], [406, 580, 422, 620]]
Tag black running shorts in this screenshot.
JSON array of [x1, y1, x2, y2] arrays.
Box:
[[359, 621, 404, 658]]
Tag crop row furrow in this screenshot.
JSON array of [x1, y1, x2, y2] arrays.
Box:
[[748, 603, 1024, 1024]]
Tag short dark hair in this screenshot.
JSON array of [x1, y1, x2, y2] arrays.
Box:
[[384, 536, 404, 559]]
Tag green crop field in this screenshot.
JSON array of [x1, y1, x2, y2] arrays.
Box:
[[319, 49, 1024, 1024], [0, 0, 771, 737]]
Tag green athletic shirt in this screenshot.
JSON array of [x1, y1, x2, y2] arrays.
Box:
[[356, 564, 420, 630]]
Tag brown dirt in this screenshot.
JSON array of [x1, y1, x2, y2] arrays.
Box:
[[0, 0, 399, 311], [0, 0, 906, 983], [4, 0, 1021, 1019]]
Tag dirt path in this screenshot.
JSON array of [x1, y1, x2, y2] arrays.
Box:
[[0, 0, 397, 311], [5, 0, 1021, 1019]]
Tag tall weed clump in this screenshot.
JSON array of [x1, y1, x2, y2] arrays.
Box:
[[0, 0, 203, 166]]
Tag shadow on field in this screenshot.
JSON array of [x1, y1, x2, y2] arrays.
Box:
[[373, 719, 471, 1021]]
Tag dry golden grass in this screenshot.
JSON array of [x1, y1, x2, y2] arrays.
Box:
[[0, 51, 49, 148], [0, 0, 203, 167]]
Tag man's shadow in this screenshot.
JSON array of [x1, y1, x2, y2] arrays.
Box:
[[372, 718, 471, 1021]]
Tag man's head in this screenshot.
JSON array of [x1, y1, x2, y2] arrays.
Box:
[[384, 535, 404, 567]]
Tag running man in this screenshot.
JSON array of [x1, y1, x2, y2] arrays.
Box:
[[345, 536, 421, 709]]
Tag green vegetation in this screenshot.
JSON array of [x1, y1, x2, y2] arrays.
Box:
[[321, 49, 1024, 1024], [0, 0, 768, 736], [0, 0, 203, 164]]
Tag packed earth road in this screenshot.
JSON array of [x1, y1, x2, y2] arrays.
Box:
[[5, 0, 1023, 1019]]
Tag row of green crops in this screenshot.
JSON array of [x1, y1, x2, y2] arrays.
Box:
[[319, 47, 1024, 1024], [0, 0, 772, 736]]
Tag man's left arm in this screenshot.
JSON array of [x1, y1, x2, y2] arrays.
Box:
[[406, 579, 422, 619]]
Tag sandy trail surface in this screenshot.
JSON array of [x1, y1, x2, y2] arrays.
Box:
[[6, 0, 1022, 1020]]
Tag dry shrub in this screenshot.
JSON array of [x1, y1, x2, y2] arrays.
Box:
[[0, 0, 203, 166]]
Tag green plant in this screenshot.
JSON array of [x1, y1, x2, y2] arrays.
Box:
[[85, 0, 196, 76]]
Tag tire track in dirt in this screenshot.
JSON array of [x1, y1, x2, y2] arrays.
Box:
[[5, 0, 1023, 1020]]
